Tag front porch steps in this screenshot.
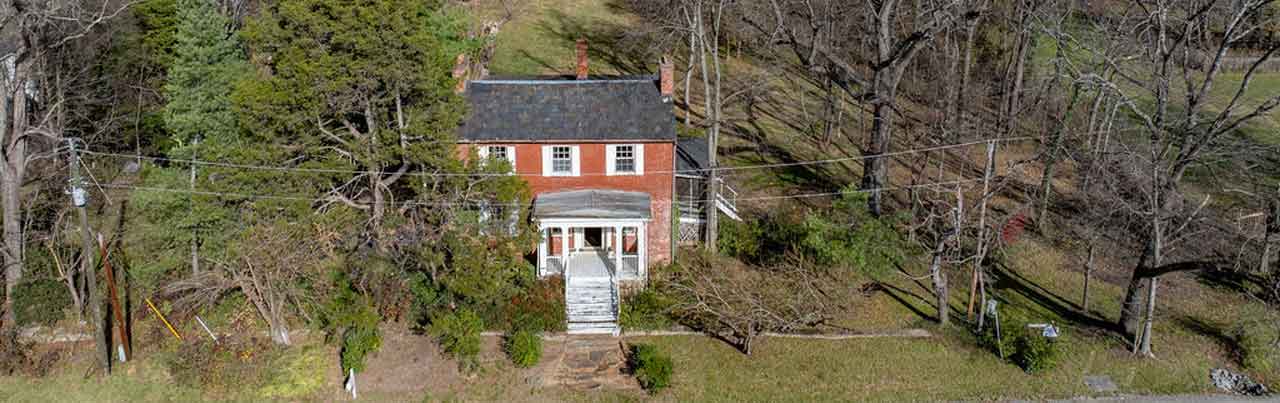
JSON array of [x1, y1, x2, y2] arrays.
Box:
[[566, 277, 618, 334]]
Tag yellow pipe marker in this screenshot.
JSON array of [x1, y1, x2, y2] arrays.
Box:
[[145, 297, 182, 341]]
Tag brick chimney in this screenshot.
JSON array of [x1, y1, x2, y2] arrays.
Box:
[[452, 53, 469, 93], [659, 55, 674, 103], [575, 39, 589, 80]]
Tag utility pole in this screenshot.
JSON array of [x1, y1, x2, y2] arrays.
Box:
[[67, 138, 108, 372], [189, 136, 199, 274]]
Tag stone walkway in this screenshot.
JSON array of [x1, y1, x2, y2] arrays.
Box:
[[540, 335, 639, 391]]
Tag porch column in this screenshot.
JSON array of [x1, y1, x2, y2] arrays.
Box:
[[537, 225, 547, 276], [614, 225, 623, 276], [639, 223, 647, 279], [559, 225, 570, 270]]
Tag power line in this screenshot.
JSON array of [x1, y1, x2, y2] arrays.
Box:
[[80, 135, 1060, 178], [95, 178, 986, 208]]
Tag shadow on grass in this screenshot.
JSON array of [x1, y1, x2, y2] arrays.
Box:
[[873, 282, 938, 323], [988, 262, 1125, 338], [532, 8, 658, 76], [1175, 315, 1244, 366]]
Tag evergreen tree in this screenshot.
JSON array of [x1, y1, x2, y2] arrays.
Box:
[[131, 0, 248, 278], [235, 0, 490, 234], [164, 0, 244, 149]]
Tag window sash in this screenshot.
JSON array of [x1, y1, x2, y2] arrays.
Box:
[[551, 146, 572, 173], [615, 145, 635, 173]]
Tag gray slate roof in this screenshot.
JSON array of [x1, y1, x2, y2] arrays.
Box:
[[676, 136, 709, 175], [459, 77, 675, 142], [533, 189, 651, 219]]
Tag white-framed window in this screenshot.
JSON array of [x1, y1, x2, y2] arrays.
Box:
[[541, 145, 580, 176], [477, 145, 516, 172], [606, 144, 644, 175]]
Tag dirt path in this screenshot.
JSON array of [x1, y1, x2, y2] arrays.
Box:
[[544, 335, 639, 391]]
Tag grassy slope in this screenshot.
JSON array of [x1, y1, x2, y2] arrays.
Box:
[[469, 0, 636, 76]]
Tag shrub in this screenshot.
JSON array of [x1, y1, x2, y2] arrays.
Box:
[[978, 310, 1062, 373], [1012, 331, 1060, 373], [620, 289, 674, 331], [318, 273, 382, 373], [504, 275, 566, 332], [430, 309, 484, 373], [12, 279, 70, 326], [716, 189, 906, 276], [258, 346, 327, 399], [628, 343, 673, 393], [503, 329, 542, 368], [167, 337, 282, 394]]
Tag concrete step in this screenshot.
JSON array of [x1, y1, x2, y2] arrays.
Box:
[[569, 315, 618, 323], [568, 294, 611, 303], [567, 321, 618, 334]]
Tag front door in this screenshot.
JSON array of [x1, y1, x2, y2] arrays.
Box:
[[583, 227, 603, 249]]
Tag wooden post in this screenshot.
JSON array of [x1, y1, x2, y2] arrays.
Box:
[[1083, 241, 1095, 312], [1262, 197, 1278, 274], [67, 139, 109, 372], [98, 235, 130, 361], [968, 141, 997, 320]]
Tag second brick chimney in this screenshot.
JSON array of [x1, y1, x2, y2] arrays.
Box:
[[452, 53, 470, 93], [575, 39, 589, 80], [659, 55, 674, 102]]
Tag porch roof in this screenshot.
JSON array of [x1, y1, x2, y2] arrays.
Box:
[[533, 190, 651, 220]]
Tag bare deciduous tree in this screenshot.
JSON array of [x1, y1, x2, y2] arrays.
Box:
[[1072, 0, 1280, 355], [666, 252, 842, 355]]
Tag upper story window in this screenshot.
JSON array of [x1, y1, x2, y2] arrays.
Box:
[[615, 146, 635, 173], [552, 147, 572, 173], [606, 144, 644, 176], [542, 145, 579, 176], [488, 146, 509, 162], [478, 145, 516, 172]]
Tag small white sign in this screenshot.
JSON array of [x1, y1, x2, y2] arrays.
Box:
[[72, 187, 87, 207]]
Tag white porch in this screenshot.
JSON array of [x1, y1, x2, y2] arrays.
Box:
[[536, 222, 647, 282], [532, 190, 652, 334]]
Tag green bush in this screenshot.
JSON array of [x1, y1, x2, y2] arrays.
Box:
[[430, 309, 484, 373], [503, 329, 542, 368], [13, 279, 70, 326], [978, 310, 1062, 373], [628, 343, 673, 393], [1012, 331, 1060, 373], [716, 189, 906, 276], [977, 313, 1019, 359], [318, 273, 382, 373], [619, 289, 674, 331]]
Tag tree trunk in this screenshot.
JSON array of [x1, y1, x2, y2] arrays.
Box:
[[1138, 277, 1157, 355], [1, 58, 28, 331], [1002, 20, 1031, 137], [1, 170, 23, 330], [1119, 262, 1147, 336], [1038, 82, 1082, 224], [930, 235, 950, 325], [1262, 198, 1278, 274], [863, 92, 893, 217]]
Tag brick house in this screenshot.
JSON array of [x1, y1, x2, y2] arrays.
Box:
[[455, 41, 735, 333]]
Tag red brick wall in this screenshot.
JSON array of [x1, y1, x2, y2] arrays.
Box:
[[458, 142, 674, 264]]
